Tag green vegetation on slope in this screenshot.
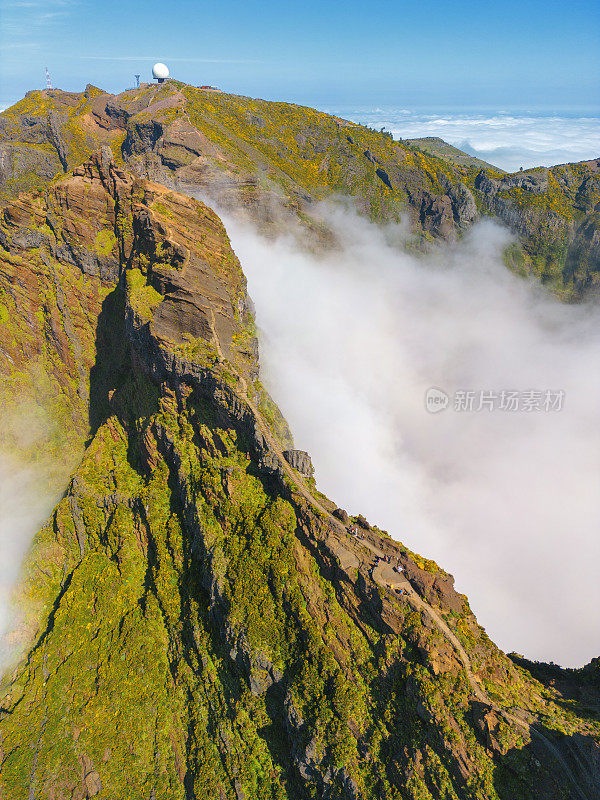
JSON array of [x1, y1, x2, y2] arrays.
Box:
[[5, 361, 590, 800], [405, 137, 505, 173], [2, 82, 599, 295], [0, 147, 598, 800]]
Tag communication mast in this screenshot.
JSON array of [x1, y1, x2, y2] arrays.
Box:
[[45, 67, 52, 90], [135, 74, 140, 89]]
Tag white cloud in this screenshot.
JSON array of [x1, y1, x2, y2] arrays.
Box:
[[0, 398, 63, 666], [322, 107, 600, 172], [0, 454, 57, 665], [78, 56, 260, 64], [223, 207, 600, 668], [0, 0, 74, 40]]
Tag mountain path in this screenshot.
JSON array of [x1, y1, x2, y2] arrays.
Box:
[[207, 310, 589, 800]]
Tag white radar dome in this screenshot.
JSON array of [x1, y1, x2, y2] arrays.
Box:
[[152, 63, 170, 80]]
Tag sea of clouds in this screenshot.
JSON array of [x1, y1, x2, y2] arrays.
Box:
[[321, 106, 600, 173], [223, 206, 600, 668]]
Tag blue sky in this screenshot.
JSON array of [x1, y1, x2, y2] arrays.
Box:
[[1, 0, 599, 109]]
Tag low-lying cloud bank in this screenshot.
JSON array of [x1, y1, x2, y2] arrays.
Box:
[[0, 397, 65, 667], [323, 107, 600, 172], [224, 207, 600, 667], [0, 455, 57, 666]]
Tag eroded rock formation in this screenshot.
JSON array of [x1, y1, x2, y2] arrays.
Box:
[[2, 83, 599, 296], [0, 152, 598, 799]]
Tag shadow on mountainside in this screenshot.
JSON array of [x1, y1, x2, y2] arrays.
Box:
[[493, 724, 600, 800], [509, 655, 600, 724], [88, 285, 130, 440]]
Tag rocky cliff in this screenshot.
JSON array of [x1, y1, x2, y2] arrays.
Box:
[[2, 83, 599, 297], [0, 150, 599, 799], [474, 162, 600, 294]]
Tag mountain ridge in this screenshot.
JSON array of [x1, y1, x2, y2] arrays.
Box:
[[1, 82, 599, 297], [0, 144, 598, 799], [403, 137, 505, 173]]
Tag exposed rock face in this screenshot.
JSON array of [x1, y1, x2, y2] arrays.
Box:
[[474, 160, 600, 293], [47, 110, 69, 171], [123, 118, 164, 157], [1, 154, 599, 800], [400, 557, 465, 614], [333, 508, 350, 525], [475, 169, 549, 198], [447, 181, 478, 227], [471, 701, 506, 755], [283, 449, 314, 477], [0, 152, 123, 440], [3, 83, 598, 297]]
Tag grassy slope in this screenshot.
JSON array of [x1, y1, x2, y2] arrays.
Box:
[[4, 345, 596, 800], [405, 137, 505, 173], [2, 83, 599, 296], [0, 86, 125, 203], [0, 157, 598, 799]]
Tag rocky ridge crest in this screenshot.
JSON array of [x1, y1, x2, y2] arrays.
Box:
[[0, 151, 598, 799], [2, 83, 599, 296]]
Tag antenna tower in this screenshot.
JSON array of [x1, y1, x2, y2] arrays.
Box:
[[135, 74, 141, 89], [45, 67, 52, 90]]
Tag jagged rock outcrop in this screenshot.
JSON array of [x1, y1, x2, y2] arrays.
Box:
[[2, 83, 598, 298], [46, 111, 69, 171], [447, 181, 478, 227], [283, 449, 314, 477], [1, 153, 599, 799]]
